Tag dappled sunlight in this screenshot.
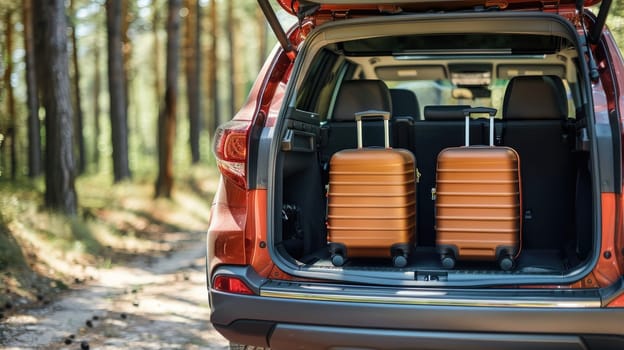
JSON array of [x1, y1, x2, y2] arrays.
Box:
[[90, 222, 173, 256], [172, 191, 213, 227], [4, 314, 39, 325], [0, 166, 219, 329], [0, 241, 226, 349], [8, 217, 96, 276]]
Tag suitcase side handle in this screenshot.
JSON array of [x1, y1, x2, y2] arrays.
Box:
[[462, 107, 498, 147], [354, 110, 391, 149]]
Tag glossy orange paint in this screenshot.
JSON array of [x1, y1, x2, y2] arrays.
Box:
[[591, 193, 623, 287], [207, 177, 248, 275], [212, 2, 623, 294], [608, 292, 624, 307], [594, 19, 624, 278], [207, 23, 303, 279], [617, 191, 624, 282], [245, 190, 275, 278]]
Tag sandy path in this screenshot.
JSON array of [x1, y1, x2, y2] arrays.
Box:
[[0, 234, 229, 350]]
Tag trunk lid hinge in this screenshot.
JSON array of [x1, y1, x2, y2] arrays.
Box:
[[258, 0, 297, 60], [575, 0, 601, 83], [296, 1, 321, 24], [587, 0, 613, 44], [331, 10, 351, 21], [542, 0, 560, 12]]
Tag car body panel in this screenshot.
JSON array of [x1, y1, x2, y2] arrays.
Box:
[[210, 267, 624, 349], [208, 1, 624, 348]]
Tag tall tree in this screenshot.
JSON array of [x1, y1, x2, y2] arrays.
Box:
[[122, 0, 131, 113], [23, 0, 41, 177], [33, 0, 78, 214], [69, 0, 86, 174], [207, 0, 219, 136], [256, 5, 267, 70], [106, 0, 131, 182], [185, 0, 201, 163], [154, 0, 182, 198], [152, 0, 163, 112], [92, 8, 102, 172], [4, 10, 17, 179], [226, 1, 235, 118]]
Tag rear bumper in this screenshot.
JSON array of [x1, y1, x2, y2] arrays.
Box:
[[209, 267, 624, 349]]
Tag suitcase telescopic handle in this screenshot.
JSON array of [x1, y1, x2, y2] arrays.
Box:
[[462, 107, 497, 147], [354, 110, 391, 149]]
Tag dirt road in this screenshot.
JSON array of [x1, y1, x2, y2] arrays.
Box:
[[0, 232, 229, 350]]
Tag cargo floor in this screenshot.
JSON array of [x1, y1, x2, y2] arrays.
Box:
[[299, 247, 568, 274]]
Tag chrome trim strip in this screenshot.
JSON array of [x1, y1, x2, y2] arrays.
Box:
[[260, 289, 601, 308]]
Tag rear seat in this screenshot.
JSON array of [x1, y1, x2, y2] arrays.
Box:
[[390, 88, 420, 152], [390, 88, 420, 119], [500, 75, 575, 250], [321, 80, 393, 166]]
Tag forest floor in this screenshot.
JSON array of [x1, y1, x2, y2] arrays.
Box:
[[0, 166, 228, 349]]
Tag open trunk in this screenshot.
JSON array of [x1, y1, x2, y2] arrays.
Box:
[[268, 12, 602, 286]]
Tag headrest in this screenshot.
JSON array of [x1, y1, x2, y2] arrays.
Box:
[[332, 80, 392, 122], [423, 105, 471, 121], [503, 75, 568, 120], [390, 89, 420, 119]]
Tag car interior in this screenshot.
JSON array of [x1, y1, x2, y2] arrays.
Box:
[[273, 19, 597, 284]]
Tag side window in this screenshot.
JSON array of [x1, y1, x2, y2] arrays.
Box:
[[296, 49, 344, 122]]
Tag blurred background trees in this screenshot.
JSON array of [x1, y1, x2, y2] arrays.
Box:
[[0, 0, 277, 210], [0, 1, 621, 211], [608, 1, 624, 44]]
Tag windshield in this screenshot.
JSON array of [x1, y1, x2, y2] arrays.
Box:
[[389, 79, 508, 118]]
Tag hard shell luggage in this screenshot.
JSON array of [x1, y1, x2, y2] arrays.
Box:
[[435, 107, 521, 271], [327, 111, 416, 268]]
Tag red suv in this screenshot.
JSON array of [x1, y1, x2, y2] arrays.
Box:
[[208, 1, 624, 349]]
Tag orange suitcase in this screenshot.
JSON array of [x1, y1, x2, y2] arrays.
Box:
[[327, 111, 416, 267], [435, 107, 521, 271]]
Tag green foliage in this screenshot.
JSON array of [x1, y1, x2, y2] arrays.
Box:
[[0, 227, 25, 270], [606, 1, 624, 46], [0, 0, 20, 15]]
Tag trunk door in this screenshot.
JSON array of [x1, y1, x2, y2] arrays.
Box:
[[275, 0, 602, 17]]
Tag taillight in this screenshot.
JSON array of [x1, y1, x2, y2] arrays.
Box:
[[213, 275, 254, 295], [213, 120, 251, 188]]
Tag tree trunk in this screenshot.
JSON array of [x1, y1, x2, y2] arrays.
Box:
[[23, 0, 42, 178], [106, 0, 131, 182], [122, 0, 131, 109], [207, 0, 219, 136], [93, 15, 102, 172], [256, 5, 267, 70], [154, 0, 182, 198], [5, 11, 17, 179], [186, 0, 201, 164], [152, 0, 163, 105], [70, 0, 86, 175], [226, 1, 235, 118], [33, 0, 78, 215]]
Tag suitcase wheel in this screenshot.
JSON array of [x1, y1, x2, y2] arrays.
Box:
[[441, 254, 456, 269], [392, 255, 407, 268], [331, 254, 345, 267], [499, 255, 514, 271]]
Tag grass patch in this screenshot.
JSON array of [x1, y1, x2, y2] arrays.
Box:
[[0, 163, 218, 316]]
